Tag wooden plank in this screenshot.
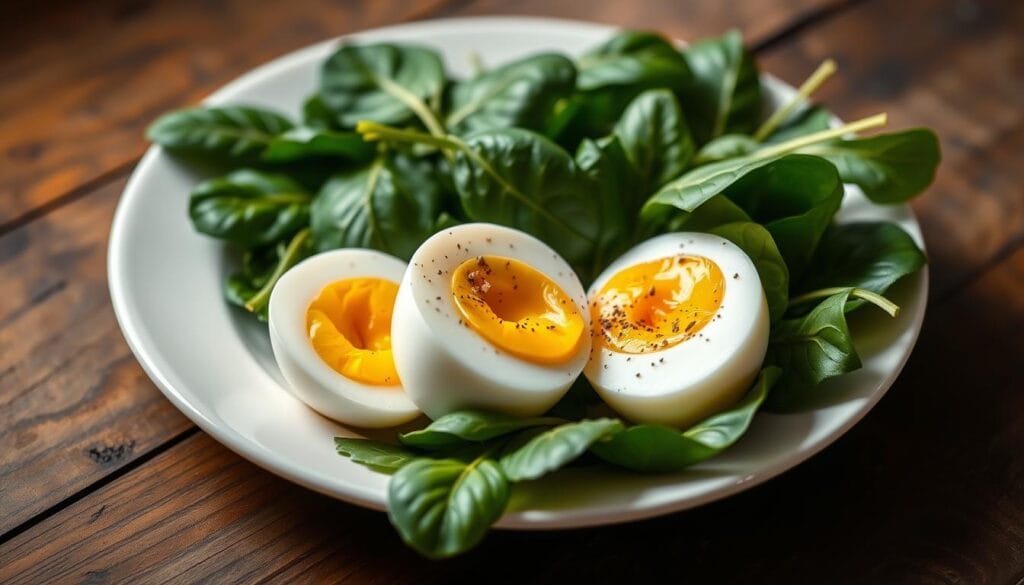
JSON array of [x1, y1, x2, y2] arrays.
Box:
[[0, 181, 194, 536], [3, 241, 1024, 582], [0, 0, 452, 228], [757, 0, 1024, 297], [0, 0, 849, 229]]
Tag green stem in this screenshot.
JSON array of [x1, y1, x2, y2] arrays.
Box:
[[467, 50, 485, 75], [753, 59, 837, 142], [245, 228, 310, 314], [377, 76, 446, 137], [755, 112, 887, 160], [357, 121, 462, 151], [790, 286, 900, 317]]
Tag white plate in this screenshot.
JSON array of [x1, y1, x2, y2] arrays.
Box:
[[108, 16, 928, 530]]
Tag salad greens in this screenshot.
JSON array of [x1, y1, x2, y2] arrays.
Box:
[[148, 28, 940, 559]]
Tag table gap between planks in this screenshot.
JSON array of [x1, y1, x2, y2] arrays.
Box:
[[1, 0, 1022, 583]]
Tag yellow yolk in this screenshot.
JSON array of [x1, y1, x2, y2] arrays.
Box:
[[451, 256, 585, 365], [306, 277, 400, 386], [591, 255, 725, 354]]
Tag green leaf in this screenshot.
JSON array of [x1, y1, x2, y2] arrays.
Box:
[[452, 128, 599, 266], [334, 437, 418, 473], [694, 133, 759, 164], [709, 222, 790, 323], [499, 419, 622, 481], [766, 291, 861, 410], [678, 30, 762, 144], [310, 153, 442, 261], [189, 169, 310, 248], [723, 154, 844, 279], [147, 105, 294, 161], [592, 367, 780, 472], [796, 222, 926, 311], [575, 135, 641, 275], [445, 53, 576, 134], [764, 106, 832, 144], [224, 228, 312, 320], [262, 127, 374, 162], [302, 94, 339, 130], [665, 194, 750, 232], [388, 455, 509, 559], [799, 129, 941, 203], [399, 410, 565, 450], [613, 89, 695, 192], [320, 43, 445, 127]]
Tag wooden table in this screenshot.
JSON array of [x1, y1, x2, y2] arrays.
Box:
[[2, 0, 1022, 582]]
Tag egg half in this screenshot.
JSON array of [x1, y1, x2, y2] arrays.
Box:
[[268, 249, 420, 428], [584, 232, 769, 428], [392, 223, 591, 419]]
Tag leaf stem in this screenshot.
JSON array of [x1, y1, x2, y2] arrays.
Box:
[[377, 76, 447, 137], [755, 112, 888, 159], [357, 121, 462, 151], [244, 228, 310, 314], [753, 59, 837, 142], [790, 286, 900, 317]]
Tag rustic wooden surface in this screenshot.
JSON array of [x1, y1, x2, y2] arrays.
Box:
[[1, 0, 1022, 583]]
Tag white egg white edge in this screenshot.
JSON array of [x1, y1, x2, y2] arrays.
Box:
[[268, 249, 421, 428], [584, 232, 770, 427], [392, 223, 592, 419]]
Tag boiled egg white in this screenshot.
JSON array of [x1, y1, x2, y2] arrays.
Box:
[[584, 232, 769, 428], [268, 249, 420, 428], [391, 223, 591, 419]]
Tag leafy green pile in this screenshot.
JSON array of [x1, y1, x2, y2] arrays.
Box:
[[147, 29, 939, 559]]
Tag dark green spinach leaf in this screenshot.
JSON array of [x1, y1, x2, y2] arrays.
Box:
[[262, 127, 374, 162], [320, 43, 445, 128], [189, 170, 310, 248], [678, 30, 762, 144], [693, 133, 759, 164], [147, 105, 294, 161], [445, 53, 576, 134], [613, 89, 694, 193], [225, 228, 312, 320], [334, 437, 419, 473], [499, 419, 622, 481], [764, 106, 832, 144], [709, 222, 789, 323], [592, 367, 779, 472], [575, 135, 641, 276], [399, 410, 564, 450]]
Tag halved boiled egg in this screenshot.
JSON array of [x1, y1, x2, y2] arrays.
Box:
[[268, 249, 420, 428], [392, 223, 591, 419], [584, 233, 769, 428]]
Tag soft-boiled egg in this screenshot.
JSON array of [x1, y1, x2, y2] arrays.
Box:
[[268, 249, 420, 428], [584, 232, 769, 428], [391, 223, 591, 419]]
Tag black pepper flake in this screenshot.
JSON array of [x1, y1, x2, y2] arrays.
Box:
[[733, 273, 739, 279], [635, 373, 641, 378]]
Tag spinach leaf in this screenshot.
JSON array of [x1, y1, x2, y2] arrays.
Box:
[[302, 94, 339, 130], [568, 31, 691, 139], [613, 89, 695, 193], [452, 128, 600, 266], [799, 129, 941, 203], [499, 419, 622, 482], [766, 291, 860, 410], [262, 127, 374, 162], [310, 153, 441, 261], [693, 133, 759, 165], [678, 30, 762, 144], [709, 222, 789, 323], [445, 53, 576, 134], [189, 170, 310, 248], [147, 105, 294, 161], [334, 437, 418, 473], [320, 43, 445, 128], [575, 135, 641, 275], [796, 222, 926, 307], [592, 367, 780, 472], [225, 228, 312, 320], [723, 154, 843, 279], [388, 454, 509, 559], [665, 194, 750, 232], [764, 106, 832, 144], [399, 410, 565, 450]]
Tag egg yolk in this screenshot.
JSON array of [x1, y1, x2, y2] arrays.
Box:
[[591, 255, 725, 354], [451, 256, 585, 365], [306, 278, 400, 386]]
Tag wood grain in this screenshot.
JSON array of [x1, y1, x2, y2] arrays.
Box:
[[0, 0, 452, 229], [0, 181, 193, 536], [3, 244, 1024, 583], [758, 0, 1024, 297]]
